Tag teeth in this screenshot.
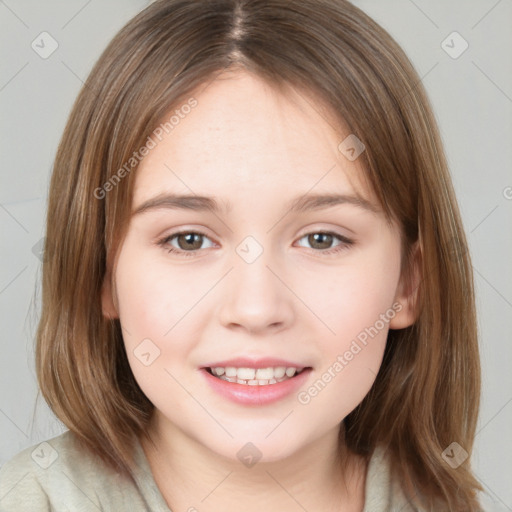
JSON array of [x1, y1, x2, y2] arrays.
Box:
[[225, 367, 237, 377], [238, 368, 256, 380], [273, 367, 286, 378], [210, 366, 304, 385], [255, 368, 273, 380]]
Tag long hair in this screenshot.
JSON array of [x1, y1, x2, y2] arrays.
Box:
[[36, 0, 482, 509]]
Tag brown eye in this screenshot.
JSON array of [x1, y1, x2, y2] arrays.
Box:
[[158, 230, 214, 257], [296, 231, 354, 255], [307, 233, 334, 250], [174, 233, 204, 251]]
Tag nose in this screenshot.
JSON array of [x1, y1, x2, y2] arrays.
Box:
[[217, 248, 295, 335]]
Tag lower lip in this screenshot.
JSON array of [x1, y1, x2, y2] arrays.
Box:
[[201, 368, 312, 406]]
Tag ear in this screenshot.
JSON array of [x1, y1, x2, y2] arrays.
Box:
[[389, 241, 422, 330], [101, 269, 119, 319]]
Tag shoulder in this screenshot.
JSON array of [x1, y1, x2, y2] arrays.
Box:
[[0, 430, 153, 512], [364, 445, 423, 512]]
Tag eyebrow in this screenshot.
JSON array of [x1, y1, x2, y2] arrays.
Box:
[[132, 192, 379, 216]]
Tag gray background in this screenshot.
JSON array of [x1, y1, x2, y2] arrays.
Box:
[[0, 0, 511, 510]]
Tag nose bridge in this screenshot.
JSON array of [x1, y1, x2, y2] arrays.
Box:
[[235, 235, 275, 292], [217, 234, 293, 333]]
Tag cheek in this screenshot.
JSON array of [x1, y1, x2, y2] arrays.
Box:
[[113, 243, 196, 385], [300, 249, 401, 346], [114, 241, 201, 342], [113, 239, 228, 397], [296, 242, 401, 410]]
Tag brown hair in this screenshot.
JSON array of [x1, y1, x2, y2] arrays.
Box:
[[36, 0, 482, 509]]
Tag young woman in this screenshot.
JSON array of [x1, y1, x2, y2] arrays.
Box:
[[0, 0, 483, 510]]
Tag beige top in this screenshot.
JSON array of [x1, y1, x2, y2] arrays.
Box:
[[0, 430, 417, 511]]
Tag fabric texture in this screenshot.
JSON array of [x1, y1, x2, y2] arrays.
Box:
[[0, 430, 418, 511]]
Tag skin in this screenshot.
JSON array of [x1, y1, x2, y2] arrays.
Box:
[[102, 69, 418, 511]]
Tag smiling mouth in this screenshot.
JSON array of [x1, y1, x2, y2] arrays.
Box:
[[204, 366, 310, 386]]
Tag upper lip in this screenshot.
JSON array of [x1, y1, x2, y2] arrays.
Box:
[[202, 357, 311, 369]]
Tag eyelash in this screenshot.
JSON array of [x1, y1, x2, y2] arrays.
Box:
[[156, 229, 354, 258]]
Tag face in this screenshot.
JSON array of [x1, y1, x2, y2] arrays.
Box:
[[103, 70, 415, 463]]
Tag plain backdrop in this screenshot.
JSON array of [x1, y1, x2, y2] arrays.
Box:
[[1, 0, 511, 510]]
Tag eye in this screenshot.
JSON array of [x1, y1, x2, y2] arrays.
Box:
[[157, 230, 354, 258], [295, 231, 354, 255], [157, 230, 215, 257]]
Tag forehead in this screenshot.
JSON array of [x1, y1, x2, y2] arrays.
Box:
[[132, 70, 376, 210]]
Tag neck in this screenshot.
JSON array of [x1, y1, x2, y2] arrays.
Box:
[[140, 413, 367, 512]]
